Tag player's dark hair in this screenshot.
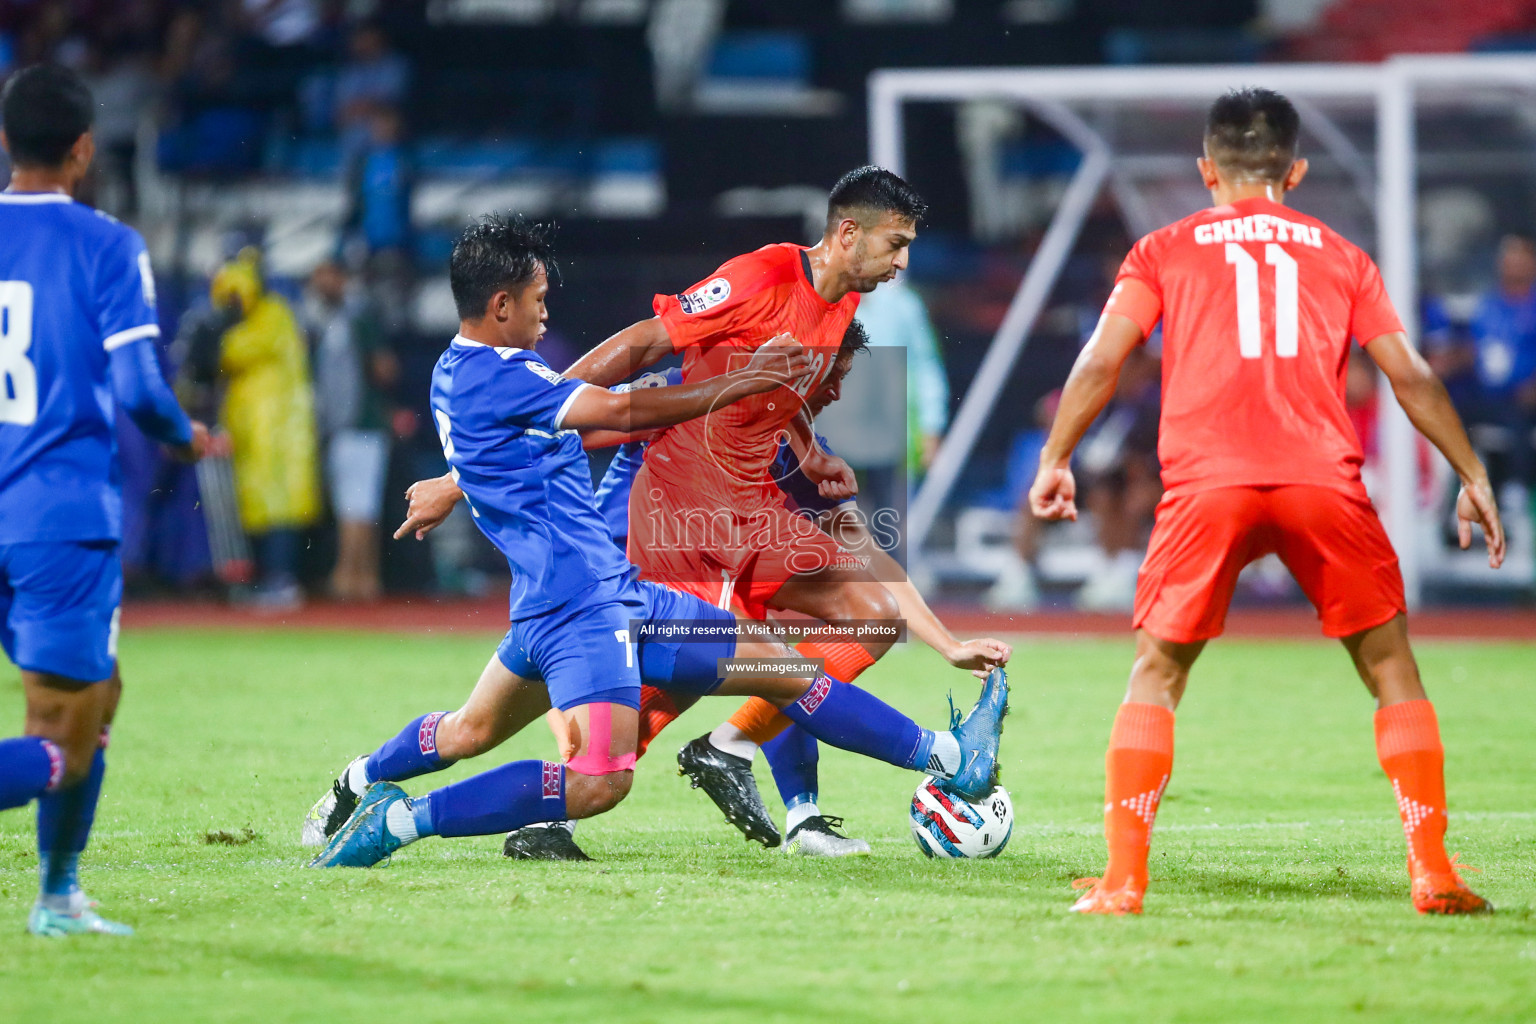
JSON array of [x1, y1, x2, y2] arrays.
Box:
[[838, 317, 870, 359], [0, 64, 95, 168], [826, 166, 927, 231], [449, 213, 559, 320], [1204, 88, 1300, 184]]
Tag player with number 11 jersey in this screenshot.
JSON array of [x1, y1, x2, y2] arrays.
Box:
[[1109, 189, 1402, 504], [1032, 87, 1504, 917]]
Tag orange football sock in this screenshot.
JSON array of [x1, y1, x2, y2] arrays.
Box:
[[724, 643, 878, 746], [1375, 699, 1453, 875], [635, 685, 684, 759], [795, 640, 877, 682], [1100, 702, 1175, 892], [726, 698, 790, 746]]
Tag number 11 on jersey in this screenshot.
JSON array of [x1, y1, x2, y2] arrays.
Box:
[[1226, 242, 1298, 359]]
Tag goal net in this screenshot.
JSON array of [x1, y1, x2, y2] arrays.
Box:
[[871, 55, 1536, 606]]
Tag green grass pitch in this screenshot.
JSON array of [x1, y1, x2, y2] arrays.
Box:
[[2, 628, 1533, 1022]]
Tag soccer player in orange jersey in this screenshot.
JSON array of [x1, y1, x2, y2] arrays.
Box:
[[1030, 88, 1505, 917]]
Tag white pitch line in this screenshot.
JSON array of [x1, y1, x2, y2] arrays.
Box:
[[3, 811, 1531, 849]]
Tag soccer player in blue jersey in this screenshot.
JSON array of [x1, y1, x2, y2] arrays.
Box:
[[307, 214, 1007, 868], [0, 65, 209, 937]]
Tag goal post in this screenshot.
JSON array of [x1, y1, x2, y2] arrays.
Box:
[[872, 55, 1536, 606]]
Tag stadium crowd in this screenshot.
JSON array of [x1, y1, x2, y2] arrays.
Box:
[[0, 0, 1532, 609]]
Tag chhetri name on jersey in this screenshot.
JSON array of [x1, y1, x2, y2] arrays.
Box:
[[1194, 213, 1323, 248]]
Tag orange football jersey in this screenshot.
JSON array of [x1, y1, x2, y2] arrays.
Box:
[[647, 243, 858, 508], [1104, 196, 1403, 498]]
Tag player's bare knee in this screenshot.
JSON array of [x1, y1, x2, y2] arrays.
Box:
[[564, 769, 634, 818], [849, 582, 899, 625], [755, 677, 807, 708], [1342, 618, 1424, 704], [435, 710, 501, 759], [54, 740, 98, 788], [1128, 639, 1194, 708]]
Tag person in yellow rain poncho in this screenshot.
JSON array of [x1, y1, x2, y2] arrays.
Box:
[[183, 248, 320, 607]]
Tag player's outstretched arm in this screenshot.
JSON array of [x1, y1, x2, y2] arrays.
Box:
[[1029, 312, 1145, 521], [560, 334, 812, 433], [823, 508, 1011, 678], [1363, 331, 1506, 568], [563, 317, 674, 387]]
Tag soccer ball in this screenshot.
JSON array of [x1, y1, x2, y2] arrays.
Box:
[[909, 778, 1013, 859]]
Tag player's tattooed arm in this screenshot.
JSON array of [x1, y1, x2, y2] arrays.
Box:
[[1030, 313, 1145, 521], [393, 473, 463, 540], [561, 334, 813, 432], [822, 507, 1010, 678], [564, 317, 674, 387], [1364, 331, 1506, 568]]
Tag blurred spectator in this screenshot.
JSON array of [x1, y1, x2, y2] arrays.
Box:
[[1420, 294, 1475, 398], [79, 39, 156, 217], [984, 390, 1058, 611], [1071, 345, 1162, 610], [333, 20, 409, 158], [341, 104, 413, 265], [161, 5, 241, 107], [305, 260, 398, 602], [1459, 234, 1536, 496], [988, 350, 1161, 611], [818, 281, 951, 552], [241, 0, 322, 50], [179, 248, 321, 608]]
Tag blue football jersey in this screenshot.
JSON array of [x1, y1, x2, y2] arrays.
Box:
[[0, 193, 162, 544], [430, 337, 631, 619]]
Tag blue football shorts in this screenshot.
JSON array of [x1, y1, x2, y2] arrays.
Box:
[[495, 570, 738, 712], [0, 540, 122, 683]]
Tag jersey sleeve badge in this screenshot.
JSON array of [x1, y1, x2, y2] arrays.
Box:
[[524, 360, 568, 386], [677, 277, 731, 314]]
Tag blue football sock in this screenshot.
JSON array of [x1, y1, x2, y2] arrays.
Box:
[[0, 736, 61, 811], [365, 712, 456, 783], [419, 759, 568, 839], [762, 725, 819, 809], [37, 745, 105, 898], [778, 676, 927, 770]]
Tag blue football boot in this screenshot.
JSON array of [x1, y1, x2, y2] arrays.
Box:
[[946, 667, 1010, 800], [308, 782, 413, 868], [28, 900, 134, 937]]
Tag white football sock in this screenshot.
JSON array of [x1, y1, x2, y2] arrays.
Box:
[[707, 723, 759, 762], [927, 731, 962, 778], [384, 800, 420, 845], [555, 819, 576, 835], [346, 756, 372, 796], [38, 890, 86, 915], [785, 801, 820, 834]]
